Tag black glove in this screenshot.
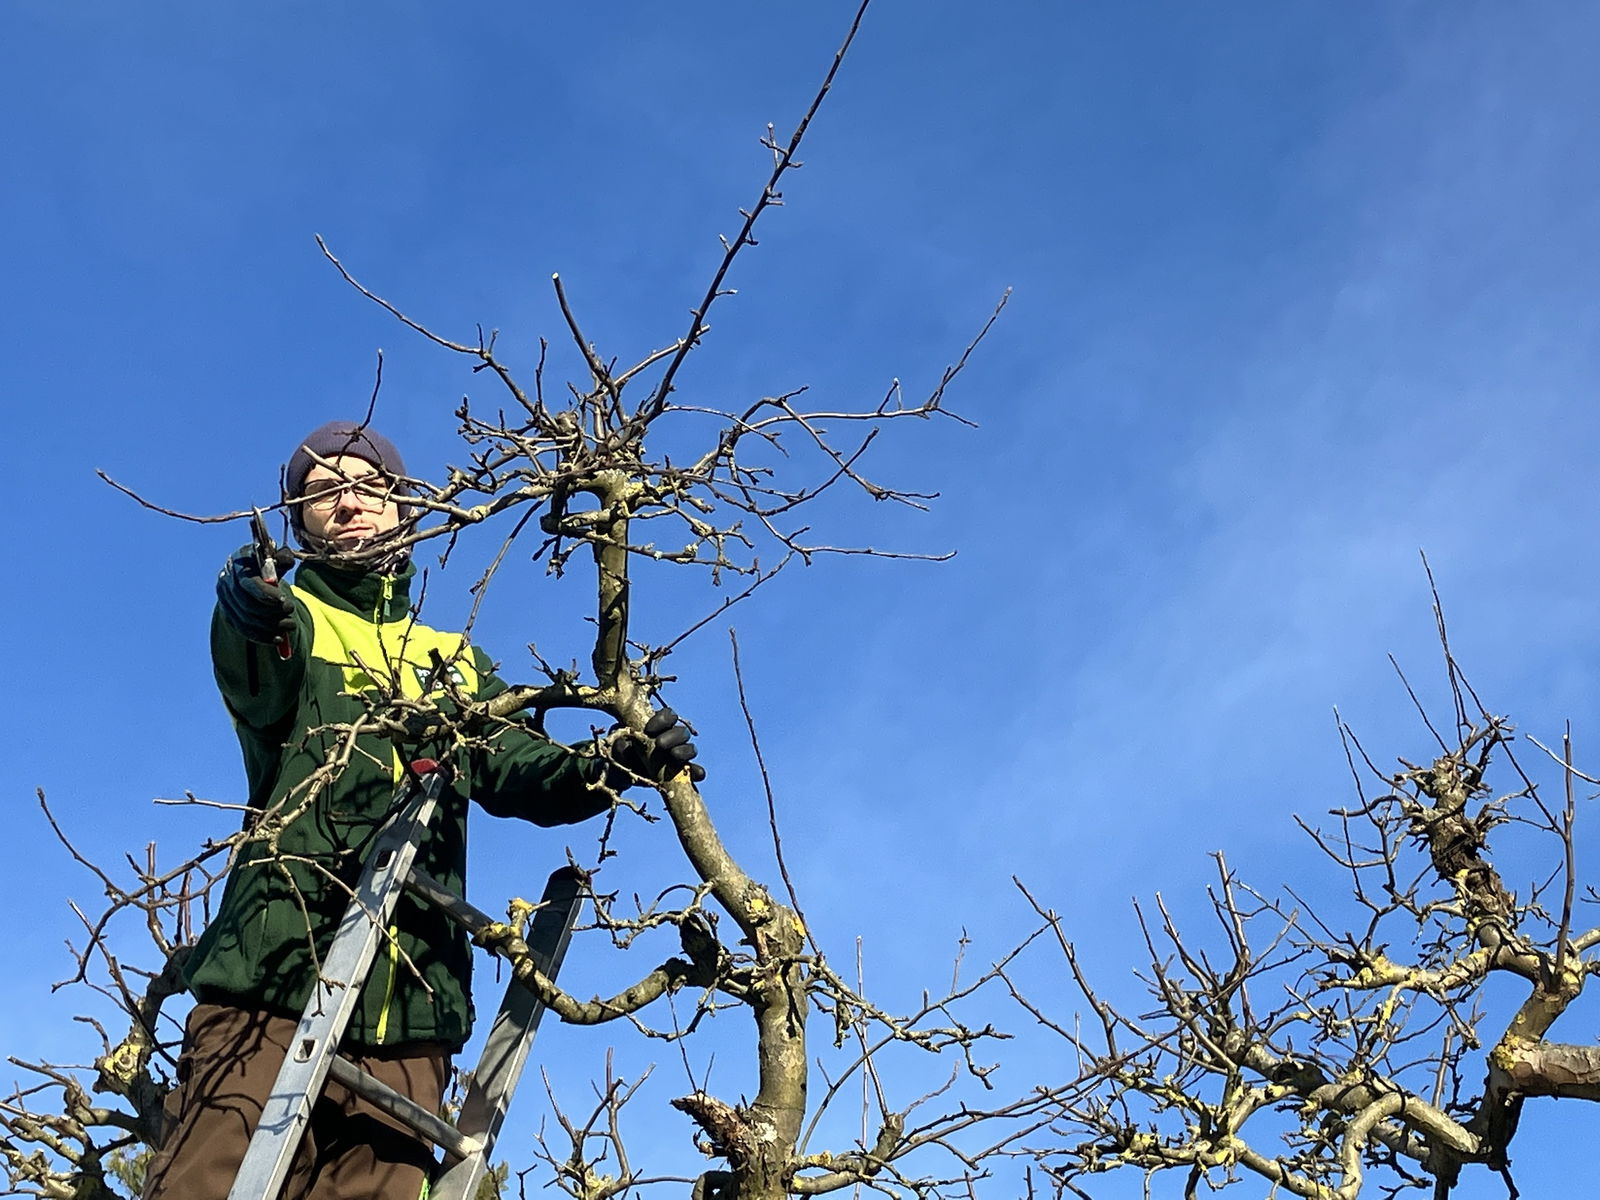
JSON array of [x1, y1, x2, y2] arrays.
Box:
[[216, 544, 296, 644], [609, 707, 706, 786]]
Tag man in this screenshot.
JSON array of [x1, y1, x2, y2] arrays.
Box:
[[145, 420, 695, 1200]]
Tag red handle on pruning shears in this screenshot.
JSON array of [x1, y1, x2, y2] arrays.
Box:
[[251, 508, 294, 661]]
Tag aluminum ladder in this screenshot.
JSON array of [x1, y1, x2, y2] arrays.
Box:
[[227, 760, 584, 1200]]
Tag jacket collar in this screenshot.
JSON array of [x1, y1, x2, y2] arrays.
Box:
[[293, 557, 415, 623]]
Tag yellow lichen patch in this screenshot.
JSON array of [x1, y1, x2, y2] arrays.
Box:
[[1488, 1036, 1530, 1071], [475, 920, 516, 949], [96, 1038, 144, 1090], [1122, 1131, 1162, 1157]]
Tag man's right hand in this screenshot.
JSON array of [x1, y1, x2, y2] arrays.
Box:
[[216, 545, 296, 644]]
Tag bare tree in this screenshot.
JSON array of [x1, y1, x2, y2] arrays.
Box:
[[2, 5, 1065, 1198], [1026, 585, 1600, 1199], [22, 7, 1587, 1199]]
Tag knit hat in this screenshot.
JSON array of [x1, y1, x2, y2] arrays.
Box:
[[285, 420, 410, 538]]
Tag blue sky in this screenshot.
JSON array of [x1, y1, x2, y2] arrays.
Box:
[[5, 1, 1600, 1194]]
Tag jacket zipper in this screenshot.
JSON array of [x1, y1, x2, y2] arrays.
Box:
[[371, 577, 407, 1046]]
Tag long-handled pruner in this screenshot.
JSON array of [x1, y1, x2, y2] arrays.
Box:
[[251, 507, 294, 661]]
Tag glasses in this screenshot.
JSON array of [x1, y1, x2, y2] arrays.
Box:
[[300, 472, 396, 512]]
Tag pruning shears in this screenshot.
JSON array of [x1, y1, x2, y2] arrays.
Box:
[[251, 507, 294, 661]]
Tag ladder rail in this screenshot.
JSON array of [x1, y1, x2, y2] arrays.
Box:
[[226, 770, 444, 1200], [429, 867, 584, 1200]]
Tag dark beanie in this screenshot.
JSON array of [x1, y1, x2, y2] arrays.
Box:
[[287, 421, 408, 495], [285, 420, 410, 534]]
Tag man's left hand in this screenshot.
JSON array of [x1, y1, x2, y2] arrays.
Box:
[[609, 707, 706, 786]]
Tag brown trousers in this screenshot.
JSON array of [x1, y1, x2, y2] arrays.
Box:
[[144, 1002, 449, 1200]]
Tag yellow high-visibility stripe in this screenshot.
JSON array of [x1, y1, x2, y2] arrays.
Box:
[[374, 918, 401, 1044], [375, 743, 405, 1045], [295, 583, 481, 701]]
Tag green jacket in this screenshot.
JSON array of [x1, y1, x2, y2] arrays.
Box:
[[185, 555, 607, 1050]]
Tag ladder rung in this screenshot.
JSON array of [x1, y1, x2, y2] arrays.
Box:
[[325, 1055, 481, 1162], [405, 868, 493, 936]]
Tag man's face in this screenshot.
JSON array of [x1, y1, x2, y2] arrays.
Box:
[[298, 454, 402, 548]]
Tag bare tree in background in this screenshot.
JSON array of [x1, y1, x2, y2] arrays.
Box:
[[3, 5, 1058, 1198], [1027, 591, 1600, 1200]]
